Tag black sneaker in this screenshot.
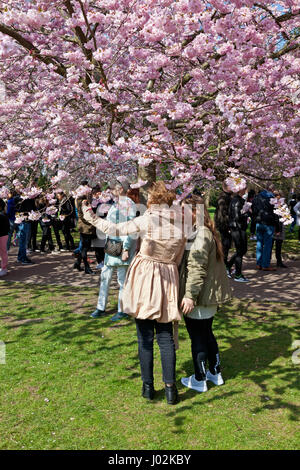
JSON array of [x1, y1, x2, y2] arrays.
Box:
[[234, 274, 250, 283], [22, 258, 34, 265]]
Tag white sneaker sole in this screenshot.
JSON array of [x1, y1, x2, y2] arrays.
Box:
[[206, 373, 225, 386], [181, 377, 208, 393]]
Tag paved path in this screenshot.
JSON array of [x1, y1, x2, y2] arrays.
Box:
[[1, 247, 300, 305]]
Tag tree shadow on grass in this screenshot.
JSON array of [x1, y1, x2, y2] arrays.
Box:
[[174, 302, 299, 431]]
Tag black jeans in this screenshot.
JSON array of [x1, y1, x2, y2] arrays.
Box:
[[62, 219, 75, 250], [40, 225, 54, 252], [95, 247, 105, 264], [228, 229, 247, 276], [135, 319, 176, 385], [219, 229, 232, 268], [184, 316, 220, 381], [28, 221, 39, 250], [52, 219, 63, 249]]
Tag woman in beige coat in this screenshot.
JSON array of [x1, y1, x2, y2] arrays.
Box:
[[179, 194, 232, 393], [83, 181, 186, 404]]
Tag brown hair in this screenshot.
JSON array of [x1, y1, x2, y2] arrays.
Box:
[[147, 181, 176, 208], [127, 188, 140, 204], [183, 194, 224, 261]]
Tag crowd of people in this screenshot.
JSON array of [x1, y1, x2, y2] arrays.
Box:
[[0, 177, 299, 405], [214, 183, 300, 282]]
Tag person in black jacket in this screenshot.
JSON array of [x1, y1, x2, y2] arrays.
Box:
[[214, 182, 232, 274], [56, 191, 75, 251], [227, 187, 250, 282], [0, 198, 10, 276], [36, 196, 55, 253], [252, 188, 280, 271]]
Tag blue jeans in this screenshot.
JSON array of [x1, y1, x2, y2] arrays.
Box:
[[17, 222, 31, 262], [73, 239, 82, 254], [256, 223, 275, 268], [289, 215, 296, 232]]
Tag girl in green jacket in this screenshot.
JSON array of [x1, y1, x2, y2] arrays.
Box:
[[179, 194, 232, 393]]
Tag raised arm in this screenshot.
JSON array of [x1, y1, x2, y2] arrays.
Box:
[[83, 204, 148, 236]]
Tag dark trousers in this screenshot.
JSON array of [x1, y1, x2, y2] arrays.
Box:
[[184, 316, 220, 381], [250, 216, 256, 235], [272, 239, 283, 264], [28, 221, 39, 250], [228, 229, 247, 276], [135, 319, 176, 385], [40, 225, 54, 252], [95, 247, 105, 264], [219, 229, 231, 268], [62, 219, 74, 250], [77, 233, 93, 268], [52, 219, 63, 249]]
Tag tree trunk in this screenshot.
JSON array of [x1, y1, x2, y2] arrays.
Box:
[[138, 162, 156, 205]]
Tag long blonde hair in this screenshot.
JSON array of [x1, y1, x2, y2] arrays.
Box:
[[183, 194, 224, 261]]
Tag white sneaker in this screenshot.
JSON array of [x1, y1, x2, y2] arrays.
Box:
[[206, 370, 225, 386], [181, 375, 208, 393], [0, 269, 8, 277], [95, 262, 104, 270]]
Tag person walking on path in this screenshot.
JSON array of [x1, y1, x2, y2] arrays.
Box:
[[179, 194, 232, 393], [89, 177, 136, 321], [83, 181, 186, 405], [227, 187, 250, 282], [0, 198, 10, 277], [214, 181, 232, 275], [252, 188, 280, 271]]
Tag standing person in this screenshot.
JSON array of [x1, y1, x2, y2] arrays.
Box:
[[16, 197, 36, 264], [37, 196, 55, 254], [227, 187, 250, 282], [28, 201, 39, 253], [252, 187, 280, 271], [214, 182, 232, 277], [179, 194, 232, 392], [293, 195, 300, 243], [89, 177, 136, 320], [247, 189, 257, 240], [90, 186, 109, 271], [56, 191, 75, 251], [288, 193, 297, 233], [0, 198, 10, 276], [6, 190, 16, 251], [74, 193, 96, 274], [83, 181, 186, 405], [272, 190, 288, 269]]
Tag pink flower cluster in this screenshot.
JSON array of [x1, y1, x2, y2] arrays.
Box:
[[270, 198, 293, 226], [225, 169, 247, 193]]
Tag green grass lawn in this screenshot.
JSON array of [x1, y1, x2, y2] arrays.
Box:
[[0, 282, 299, 450]]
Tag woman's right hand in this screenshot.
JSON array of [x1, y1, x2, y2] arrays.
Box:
[[181, 297, 195, 315]]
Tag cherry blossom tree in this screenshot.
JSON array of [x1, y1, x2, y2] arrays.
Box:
[[0, 0, 299, 200]]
